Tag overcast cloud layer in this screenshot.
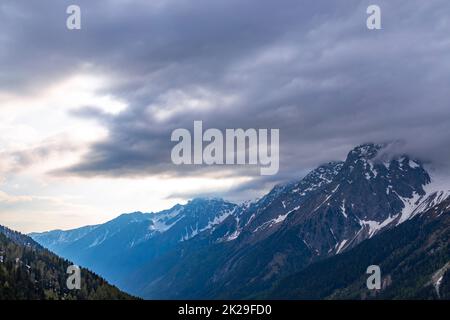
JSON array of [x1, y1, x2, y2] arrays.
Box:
[[1, 0, 450, 215]]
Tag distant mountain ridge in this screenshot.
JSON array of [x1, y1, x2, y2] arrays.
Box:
[[30, 198, 238, 288], [30, 143, 450, 299]]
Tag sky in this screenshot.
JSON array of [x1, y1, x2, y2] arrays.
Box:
[[1, 0, 450, 233]]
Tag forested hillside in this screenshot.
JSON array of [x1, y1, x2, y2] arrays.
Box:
[[0, 225, 135, 300]]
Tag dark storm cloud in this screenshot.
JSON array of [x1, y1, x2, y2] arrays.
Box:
[[2, 0, 450, 198]]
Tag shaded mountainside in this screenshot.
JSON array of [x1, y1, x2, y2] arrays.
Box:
[[30, 198, 238, 289], [0, 225, 134, 300], [260, 198, 450, 300], [30, 143, 450, 299]]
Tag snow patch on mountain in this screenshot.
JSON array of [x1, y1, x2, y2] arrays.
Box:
[[180, 223, 200, 242], [202, 208, 236, 232], [225, 229, 241, 241], [359, 214, 398, 237], [219, 216, 242, 242], [340, 200, 348, 218], [397, 192, 424, 224], [150, 217, 181, 233], [336, 239, 348, 254], [396, 167, 450, 223], [89, 230, 110, 248], [313, 184, 340, 213]]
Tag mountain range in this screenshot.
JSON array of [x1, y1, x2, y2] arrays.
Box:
[[29, 143, 450, 299]]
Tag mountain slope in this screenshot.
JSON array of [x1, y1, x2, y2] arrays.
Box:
[[0, 225, 134, 300], [31, 198, 238, 289], [261, 197, 450, 299]]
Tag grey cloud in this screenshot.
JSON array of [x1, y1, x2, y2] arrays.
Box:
[[2, 0, 450, 199], [0, 138, 80, 174]]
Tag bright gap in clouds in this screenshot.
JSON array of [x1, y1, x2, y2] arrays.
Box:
[[0, 174, 253, 233], [0, 73, 120, 149], [0, 73, 250, 233]]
